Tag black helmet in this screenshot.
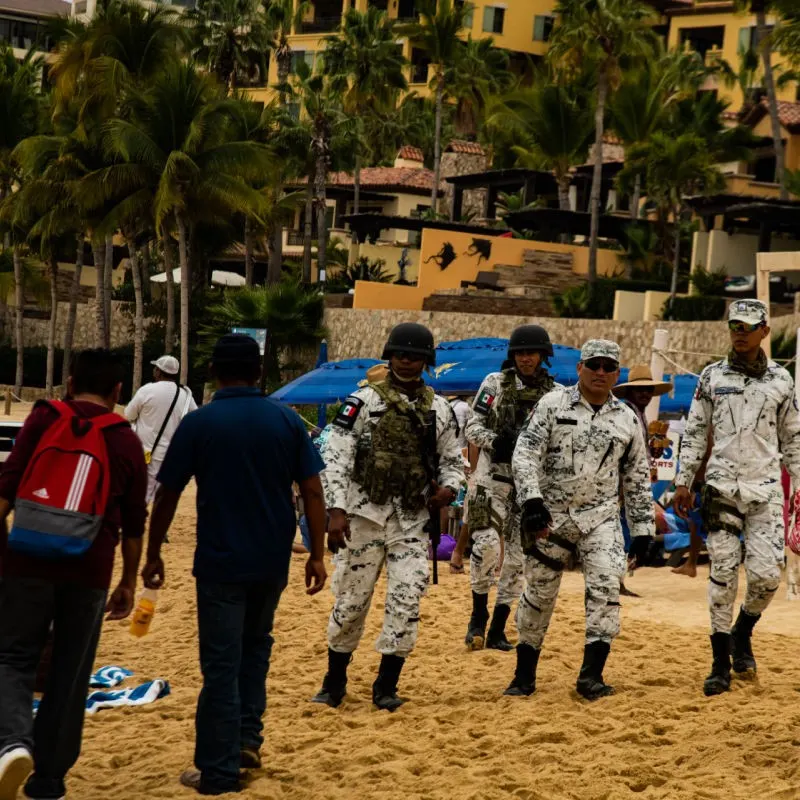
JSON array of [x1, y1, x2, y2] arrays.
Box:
[[508, 324, 553, 358], [381, 322, 436, 366]]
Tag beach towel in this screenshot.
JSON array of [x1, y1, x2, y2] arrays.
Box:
[[89, 666, 133, 689], [33, 674, 170, 716]]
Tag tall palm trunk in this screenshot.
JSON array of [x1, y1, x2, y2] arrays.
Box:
[[630, 173, 642, 220], [92, 238, 107, 347], [588, 71, 609, 285], [268, 226, 282, 284], [314, 149, 329, 283], [126, 234, 144, 394], [13, 246, 24, 396], [244, 217, 255, 286], [45, 256, 58, 398], [103, 233, 113, 347], [62, 236, 84, 384], [557, 175, 572, 211], [162, 223, 176, 354], [430, 74, 445, 214], [756, 9, 786, 199], [277, 40, 291, 105], [177, 214, 190, 385], [302, 171, 314, 282], [668, 205, 682, 315]]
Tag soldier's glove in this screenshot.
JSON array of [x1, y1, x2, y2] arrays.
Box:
[[491, 433, 515, 464], [521, 499, 552, 537]]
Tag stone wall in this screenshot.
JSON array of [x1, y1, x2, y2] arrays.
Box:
[[6, 301, 142, 349], [325, 308, 800, 374]]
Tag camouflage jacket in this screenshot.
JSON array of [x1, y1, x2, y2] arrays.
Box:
[[676, 358, 800, 504], [323, 385, 465, 531], [512, 386, 654, 538], [466, 370, 560, 483]]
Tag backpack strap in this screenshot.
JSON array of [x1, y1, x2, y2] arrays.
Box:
[[41, 399, 127, 432]]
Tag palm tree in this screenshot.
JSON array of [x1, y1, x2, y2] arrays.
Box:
[[324, 7, 408, 227], [733, 0, 788, 199], [619, 132, 726, 309], [265, 0, 311, 103], [487, 77, 594, 211], [187, 0, 270, 90], [81, 64, 273, 384], [608, 49, 704, 221], [772, 0, 800, 62], [200, 282, 326, 386], [443, 36, 512, 138], [290, 62, 351, 283], [547, 0, 657, 285], [400, 0, 474, 212]]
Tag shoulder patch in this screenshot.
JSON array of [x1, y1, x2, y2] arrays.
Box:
[[474, 388, 495, 414], [333, 396, 364, 430], [714, 387, 743, 396]]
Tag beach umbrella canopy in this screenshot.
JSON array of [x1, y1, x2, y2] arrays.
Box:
[[270, 358, 382, 405], [150, 268, 245, 287]]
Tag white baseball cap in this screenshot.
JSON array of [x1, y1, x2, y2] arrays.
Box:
[[151, 355, 180, 375]]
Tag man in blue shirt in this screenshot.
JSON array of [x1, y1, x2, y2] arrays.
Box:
[[141, 334, 327, 796]]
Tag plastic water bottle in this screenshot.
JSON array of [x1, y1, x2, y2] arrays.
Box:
[[130, 588, 159, 638]]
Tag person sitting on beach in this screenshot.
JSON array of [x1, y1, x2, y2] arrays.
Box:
[[0, 349, 147, 800]]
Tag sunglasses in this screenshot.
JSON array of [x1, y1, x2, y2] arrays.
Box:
[[583, 358, 619, 374], [728, 321, 764, 334]]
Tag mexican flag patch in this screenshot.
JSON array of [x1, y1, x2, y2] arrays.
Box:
[[474, 388, 495, 414]]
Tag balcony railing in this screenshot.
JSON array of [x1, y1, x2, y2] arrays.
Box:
[[299, 16, 342, 33], [286, 230, 306, 247]]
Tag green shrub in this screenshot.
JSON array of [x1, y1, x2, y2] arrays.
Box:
[[662, 295, 726, 321]]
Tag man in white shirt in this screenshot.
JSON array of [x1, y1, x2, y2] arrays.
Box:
[[125, 355, 197, 502]]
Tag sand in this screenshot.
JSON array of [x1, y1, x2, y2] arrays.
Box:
[[6, 403, 800, 799]]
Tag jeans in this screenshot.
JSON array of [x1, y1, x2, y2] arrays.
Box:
[[298, 516, 312, 552], [0, 576, 107, 793], [195, 579, 285, 794]]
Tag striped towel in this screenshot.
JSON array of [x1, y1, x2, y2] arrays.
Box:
[[89, 666, 134, 689]]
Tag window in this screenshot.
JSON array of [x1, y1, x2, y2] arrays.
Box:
[[290, 50, 317, 74], [533, 14, 554, 42], [482, 6, 505, 35], [738, 24, 773, 54], [678, 26, 725, 59], [410, 47, 430, 84], [455, 0, 473, 30]]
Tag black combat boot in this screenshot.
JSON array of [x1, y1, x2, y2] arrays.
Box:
[[503, 643, 540, 696], [372, 654, 406, 712], [576, 641, 615, 701], [311, 649, 351, 708], [731, 608, 760, 675], [703, 632, 732, 696], [465, 592, 490, 651], [486, 603, 515, 651]]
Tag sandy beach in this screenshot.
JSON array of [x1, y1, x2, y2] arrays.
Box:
[[5, 404, 800, 800]]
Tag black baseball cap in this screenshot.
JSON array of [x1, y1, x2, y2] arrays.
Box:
[[212, 334, 261, 365]]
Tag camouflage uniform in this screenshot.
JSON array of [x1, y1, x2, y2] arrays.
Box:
[[677, 340, 800, 634], [322, 382, 464, 658], [512, 357, 653, 650], [466, 370, 553, 604]]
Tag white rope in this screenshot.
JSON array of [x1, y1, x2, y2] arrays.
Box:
[[655, 350, 701, 378]]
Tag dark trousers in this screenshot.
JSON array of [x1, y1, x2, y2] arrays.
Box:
[[0, 576, 106, 790], [195, 579, 284, 794]]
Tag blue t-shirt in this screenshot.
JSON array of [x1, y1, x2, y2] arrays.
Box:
[[157, 386, 324, 583]]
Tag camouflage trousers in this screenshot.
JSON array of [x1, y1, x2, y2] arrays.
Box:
[[469, 477, 514, 596], [327, 514, 429, 658], [516, 517, 626, 650], [706, 496, 784, 634]]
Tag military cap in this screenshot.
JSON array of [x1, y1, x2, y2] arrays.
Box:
[[728, 299, 767, 326], [580, 339, 621, 363]]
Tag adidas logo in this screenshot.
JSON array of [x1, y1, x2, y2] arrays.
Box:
[[32, 488, 50, 500]]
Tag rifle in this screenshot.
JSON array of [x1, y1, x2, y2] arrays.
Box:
[[422, 409, 441, 585]]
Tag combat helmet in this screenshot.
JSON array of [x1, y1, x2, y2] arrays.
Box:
[[381, 322, 436, 366]]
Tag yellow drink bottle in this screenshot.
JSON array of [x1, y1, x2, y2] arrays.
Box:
[[130, 588, 159, 638]]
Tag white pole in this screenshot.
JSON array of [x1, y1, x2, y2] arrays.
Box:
[[795, 327, 800, 405], [646, 328, 669, 424]]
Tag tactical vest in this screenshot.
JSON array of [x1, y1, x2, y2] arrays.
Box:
[[487, 369, 554, 436], [352, 380, 435, 511]]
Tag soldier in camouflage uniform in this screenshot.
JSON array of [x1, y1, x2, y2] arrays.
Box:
[[311, 323, 464, 711], [674, 299, 800, 696], [506, 339, 654, 701], [464, 325, 557, 652]]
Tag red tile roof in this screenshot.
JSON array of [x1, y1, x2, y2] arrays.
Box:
[[397, 145, 424, 162], [326, 166, 438, 194], [741, 99, 800, 133], [445, 140, 485, 155]]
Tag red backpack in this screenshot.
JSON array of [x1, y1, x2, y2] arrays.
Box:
[[8, 400, 127, 559]]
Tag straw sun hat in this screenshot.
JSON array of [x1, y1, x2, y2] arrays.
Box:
[[612, 364, 672, 397]]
